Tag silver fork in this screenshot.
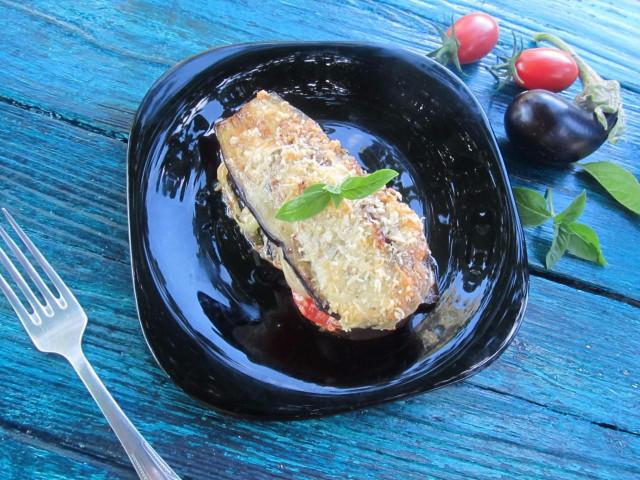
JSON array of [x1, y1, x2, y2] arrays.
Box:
[[0, 208, 181, 480]]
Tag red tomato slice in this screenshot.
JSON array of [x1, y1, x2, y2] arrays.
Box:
[[515, 48, 579, 92], [446, 13, 499, 64], [292, 292, 341, 332]]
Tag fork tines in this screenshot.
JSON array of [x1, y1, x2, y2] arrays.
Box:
[[0, 209, 68, 326]]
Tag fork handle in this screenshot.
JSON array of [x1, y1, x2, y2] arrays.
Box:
[[68, 351, 181, 480]]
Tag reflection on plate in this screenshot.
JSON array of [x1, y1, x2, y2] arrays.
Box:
[[127, 42, 528, 419]]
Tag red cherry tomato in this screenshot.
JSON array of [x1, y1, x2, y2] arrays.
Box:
[[446, 13, 499, 64], [514, 48, 579, 92], [292, 292, 341, 332]]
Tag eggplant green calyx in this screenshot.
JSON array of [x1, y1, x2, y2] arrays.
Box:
[[534, 32, 626, 144], [489, 32, 524, 89], [427, 18, 468, 76]]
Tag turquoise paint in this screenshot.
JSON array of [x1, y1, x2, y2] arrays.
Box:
[[0, 1, 639, 478], [1, 0, 638, 298]]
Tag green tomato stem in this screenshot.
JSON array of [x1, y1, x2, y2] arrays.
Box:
[[488, 31, 524, 89], [427, 17, 468, 77]]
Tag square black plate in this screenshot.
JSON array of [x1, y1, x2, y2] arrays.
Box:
[[127, 42, 528, 419]]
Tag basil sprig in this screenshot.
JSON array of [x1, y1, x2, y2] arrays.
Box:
[[514, 187, 606, 269], [275, 169, 398, 222]]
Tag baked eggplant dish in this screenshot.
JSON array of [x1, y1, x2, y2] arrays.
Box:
[[215, 91, 437, 335]]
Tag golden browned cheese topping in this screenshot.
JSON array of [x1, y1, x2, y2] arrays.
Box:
[[216, 91, 434, 331]]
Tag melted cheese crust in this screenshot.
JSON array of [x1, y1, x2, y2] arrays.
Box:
[[216, 91, 434, 331]]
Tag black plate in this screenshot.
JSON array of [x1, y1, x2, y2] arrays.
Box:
[[127, 42, 528, 419]]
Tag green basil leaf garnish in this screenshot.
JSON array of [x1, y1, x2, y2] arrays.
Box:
[[275, 184, 331, 222], [577, 161, 640, 214], [513, 187, 607, 270], [566, 222, 607, 266], [546, 223, 571, 269], [513, 187, 553, 227], [275, 169, 398, 222], [554, 190, 586, 224], [340, 169, 399, 200]]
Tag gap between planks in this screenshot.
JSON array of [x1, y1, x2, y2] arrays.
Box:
[[471, 383, 639, 437], [0, 417, 135, 477], [0, 95, 128, 143], [2, 382, 637, 480], [529, 266, 640, 309]]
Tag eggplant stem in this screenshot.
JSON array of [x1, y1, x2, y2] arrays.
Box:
[[534, 31, 626, 143], [533, 32, 602, 88]]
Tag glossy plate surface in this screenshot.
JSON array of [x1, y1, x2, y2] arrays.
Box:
[[127, 42, 528, 419]]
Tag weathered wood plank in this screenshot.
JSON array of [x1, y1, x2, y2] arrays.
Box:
[[0, 425, 134, 479], [1, 1, 639, 478], [0, 80, 638, 307], [0, 102, 638, 479], [1, 318, 638, 480], [2, 0, 638, 133], [1, 0, 639, 301], [0, 98, 129, 265], [473, 281, 640, 434]]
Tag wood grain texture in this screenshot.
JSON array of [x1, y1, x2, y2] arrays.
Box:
[[0, 0, 639, 478], [0, 0, 638, 302], [0, 425, 132, 480], [0, 101, 638, 479]]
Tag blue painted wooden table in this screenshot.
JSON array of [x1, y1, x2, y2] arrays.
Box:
[[1, 1, 638, 479]]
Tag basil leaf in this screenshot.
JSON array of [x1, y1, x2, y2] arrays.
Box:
[[577, 161, 640, 214], [276, 169, 398, 222], [513, 187, 552, 227], [340, 169, 399, 200], [567, 222, 607, 266], [323, 184, 342, 195], [554, 190, 586, 224], [545, 223, 571, 269], [275, 184, 331, 222]]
